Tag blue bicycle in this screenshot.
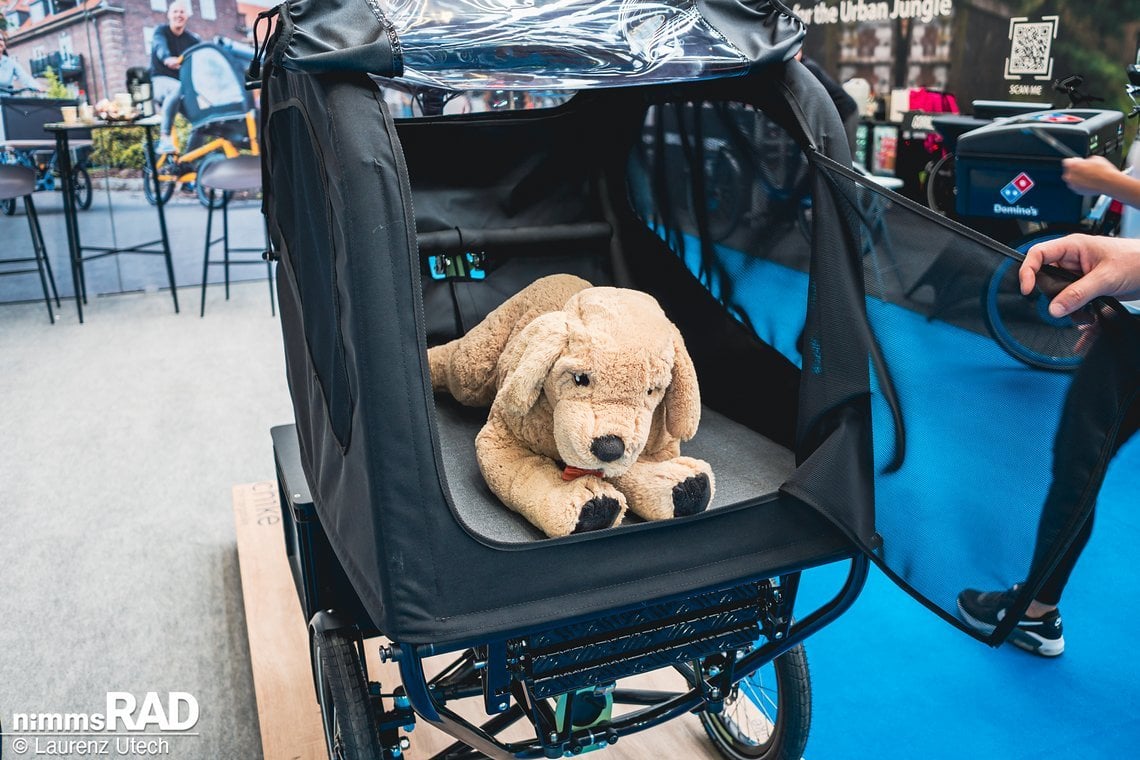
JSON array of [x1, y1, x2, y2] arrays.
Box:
[[1, 143, 92, 216]]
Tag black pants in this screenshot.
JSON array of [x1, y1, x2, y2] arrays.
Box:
[[1030, 314, 1140, 606]]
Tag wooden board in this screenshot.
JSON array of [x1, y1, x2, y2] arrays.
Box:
[[234, 482, 722, 760], [233, 482, 328, 760]]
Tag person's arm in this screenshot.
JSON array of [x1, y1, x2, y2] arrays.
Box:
[[1061, 156, 1140, 209], [152, 26, 181, 71], [152, 25, 172, 62], [9, 57, 42, 92], [1021, 234, 1140, 316]]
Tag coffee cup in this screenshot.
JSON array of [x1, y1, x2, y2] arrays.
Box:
[[60, 106, 78, 124]]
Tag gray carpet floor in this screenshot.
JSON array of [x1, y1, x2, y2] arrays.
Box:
[[0, 281, 293, 759]]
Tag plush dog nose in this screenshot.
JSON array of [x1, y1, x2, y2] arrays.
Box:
[[590, 435, 625, 463]]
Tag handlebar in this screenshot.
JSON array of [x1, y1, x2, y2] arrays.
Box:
[[1053, 74, 1105, 108]]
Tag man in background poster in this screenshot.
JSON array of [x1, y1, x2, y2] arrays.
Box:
[[150, 0, 201, 153]]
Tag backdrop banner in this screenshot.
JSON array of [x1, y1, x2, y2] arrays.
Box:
[[794, 1, 1140, 116]]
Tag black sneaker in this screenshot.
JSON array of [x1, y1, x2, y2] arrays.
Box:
[[957, 586, 1065, 657]]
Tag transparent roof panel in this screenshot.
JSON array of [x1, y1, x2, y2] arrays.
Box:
[[379, 0, 750, 90]]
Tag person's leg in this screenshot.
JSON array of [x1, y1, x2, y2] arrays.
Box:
[[161, 84, 182, 140], [1029, 361, 1140, 607], [843, 112, 860, 157], [150, 76, 180, 152], [1031, 514, 1093, 609], [150, 75, 179, 111], [959, 313, 1140, 654]]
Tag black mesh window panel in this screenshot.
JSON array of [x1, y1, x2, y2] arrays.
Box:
[[627, 98, 1140, 643], [267, 105, 354, 448], [814, 156, 1140, 639], [627, 101, 813, 371]]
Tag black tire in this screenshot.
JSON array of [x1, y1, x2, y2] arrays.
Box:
[[310, 621, 383, 760], [699, 646, 811, 760], [689, 147, 744, 242], [756, 122, 800, 199], [796, 201, 812, 245], [195, 154, 229, 209], [143, 160, 176, 206], [982, 249, 1083, 372], [1, 197, 15, 216], [925, 153, 956, 217], [73, 167, 93, 210]]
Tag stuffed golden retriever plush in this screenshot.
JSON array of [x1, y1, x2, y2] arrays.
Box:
[[428, 274, 714, 537]]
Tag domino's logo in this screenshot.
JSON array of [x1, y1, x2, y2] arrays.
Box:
[[1001, 172, 1036, 204]]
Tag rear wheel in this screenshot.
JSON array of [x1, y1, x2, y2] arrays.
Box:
[[310, 616, 383, 760], [195, 153, 229, 209], [72, 167, 93, 210], [925, 153, 956, 217], [700, 646, 811, 760], [982, 253, 1084, 371], [689, 147, 744, 242], [143, 159, 176, 206]]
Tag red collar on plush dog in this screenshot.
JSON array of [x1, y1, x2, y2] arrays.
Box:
[[562, 465, 605, 481]]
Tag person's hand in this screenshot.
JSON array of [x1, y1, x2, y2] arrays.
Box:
[[1021, 234, 1140, 317], [164, 56, 181, 70], [1061, 156, 1120, 197]]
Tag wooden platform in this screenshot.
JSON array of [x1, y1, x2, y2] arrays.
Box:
[[233, 482, 723, 760]]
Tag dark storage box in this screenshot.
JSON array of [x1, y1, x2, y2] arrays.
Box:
[[0, 97, 79, 142], [956, 109, 1124, 223], [272, 424, 378, 634]]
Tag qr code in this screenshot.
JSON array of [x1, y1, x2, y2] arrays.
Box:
[[1007, 21, 1055, 77]]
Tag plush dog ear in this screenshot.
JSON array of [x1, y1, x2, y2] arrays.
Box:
[[498, 312, 569, 419], [664, 330, 701, 441]]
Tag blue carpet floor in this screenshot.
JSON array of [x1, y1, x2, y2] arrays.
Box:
[[666, 231, 1140, 757], [802, 437, 1140, 759]]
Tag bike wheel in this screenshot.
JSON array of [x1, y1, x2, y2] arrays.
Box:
[[72, 167, 93, 210], [700, 646, 811, 760], [1, 197, 15, 216], [310, 619, 382, 760], [195, 154, 229, 209], [690, 148, 744, 242], [982, 238, 1084, 371], [925, 153, 956, 217], [143, 161, 176, 206]]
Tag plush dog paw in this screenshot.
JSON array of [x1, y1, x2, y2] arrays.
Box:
[[517, 476, 626, 537], [612, 456, 715, 522], [572, 495, 624, 534], [672, 473, 711, 517]]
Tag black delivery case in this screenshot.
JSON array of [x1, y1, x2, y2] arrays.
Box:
[[0, 97, 80, 142], [956, 109, 1124, 223]]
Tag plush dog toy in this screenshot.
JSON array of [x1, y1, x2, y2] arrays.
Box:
[[428, 274, 714, 537]]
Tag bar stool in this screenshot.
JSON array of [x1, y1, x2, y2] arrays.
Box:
[[198, 155, 275, 317], [0, 165, 60, 323]]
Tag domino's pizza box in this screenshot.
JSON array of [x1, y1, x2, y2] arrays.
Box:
[[955, 109, 1124, 224]]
